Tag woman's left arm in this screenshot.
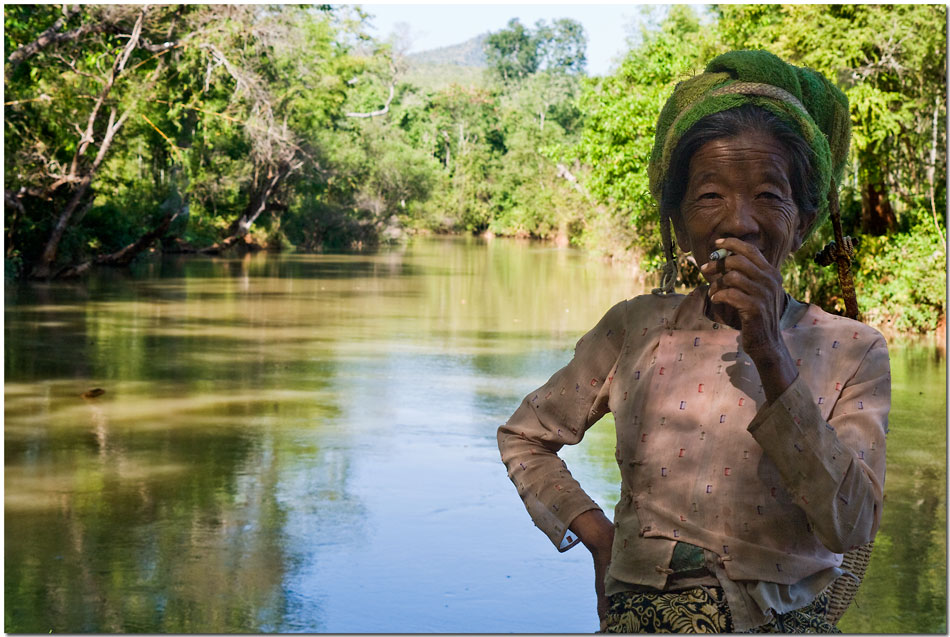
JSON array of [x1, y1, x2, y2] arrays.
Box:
[[700, 236, 889, 553], [747, 335, 890, 554]]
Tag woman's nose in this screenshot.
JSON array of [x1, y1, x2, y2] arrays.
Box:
[[719, 199, 759, 239]]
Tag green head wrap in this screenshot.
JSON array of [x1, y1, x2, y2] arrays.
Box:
[[647, 50, 852, 294]]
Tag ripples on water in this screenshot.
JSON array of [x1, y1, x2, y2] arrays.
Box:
[[4, 237, 946, 633]]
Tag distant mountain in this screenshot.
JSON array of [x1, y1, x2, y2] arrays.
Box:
[[408, 33, 488, 68], [402, 34, 489, 90]]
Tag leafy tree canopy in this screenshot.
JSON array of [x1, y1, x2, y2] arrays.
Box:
[[484, 17, 586, 84]]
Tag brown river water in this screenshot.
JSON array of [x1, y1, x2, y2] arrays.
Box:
[[4, 236, 945, 632]]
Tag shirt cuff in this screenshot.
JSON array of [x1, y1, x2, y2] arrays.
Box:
[[522, 488, 601, 552], [558, 530, 582, 552]]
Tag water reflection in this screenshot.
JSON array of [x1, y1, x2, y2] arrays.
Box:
[[5, 387, 288, 632], [835, 344, 947, 634], [4, 237, 946, 633]]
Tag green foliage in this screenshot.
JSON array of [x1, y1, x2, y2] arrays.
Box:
[[486, 72, 587, 240], [853, 227, 947, 333], [781, 206, 948, 335], [484, 17, 587, 84]]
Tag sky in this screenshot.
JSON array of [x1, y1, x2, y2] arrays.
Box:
[[358, 3, 678, 77]]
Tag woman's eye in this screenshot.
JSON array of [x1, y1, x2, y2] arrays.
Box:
[[698, 192, 721, 200], [757, 191, 781, 200]]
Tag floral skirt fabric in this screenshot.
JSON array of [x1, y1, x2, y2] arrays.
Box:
[[603, 586, 840, 634]]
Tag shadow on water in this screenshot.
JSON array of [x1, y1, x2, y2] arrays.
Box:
[[122, 245, 427, 282]]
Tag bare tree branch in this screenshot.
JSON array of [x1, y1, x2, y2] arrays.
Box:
[[198, 42, 252, 96], [67, 6, 147, 179], [31, 7, 156, 279], [3, 93, 53, 107], [346, 82, 395, 118], [7, 5, 88, 69], [345, 59, 398, 118], [138, 38, 178, 53]]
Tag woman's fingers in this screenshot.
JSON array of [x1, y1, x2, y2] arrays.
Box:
[[710, 270, 781, 313], [702, 252, 780, 288], [708, 286, 763, 314], [702, 239, 781, 293], [714, 237, 772, 270], [712, 268, 781, 303]]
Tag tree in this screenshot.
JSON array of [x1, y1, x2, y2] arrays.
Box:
[[5, 5, 187, 277], [484, 18, 538, 84], [4, 5, 374, 275], [174, 6, 349, 253], [484, 17, 587, 84], [536, 18, 587, 75]]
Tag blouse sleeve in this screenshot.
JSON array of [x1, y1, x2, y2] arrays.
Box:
[[497, 299, 628, 551], [747, 334, 890, 554]]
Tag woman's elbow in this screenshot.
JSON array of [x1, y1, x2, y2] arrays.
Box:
[[814, 495, 881, 554]]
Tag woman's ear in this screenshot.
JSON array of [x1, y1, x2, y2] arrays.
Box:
[[791, 209, 815, 253], [670, 209, 691, 254]]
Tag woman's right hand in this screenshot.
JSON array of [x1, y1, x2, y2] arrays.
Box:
[[570, 509, 615, 630]]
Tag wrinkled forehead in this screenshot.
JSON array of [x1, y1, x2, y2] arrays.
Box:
[[685, 133, 794, 189]]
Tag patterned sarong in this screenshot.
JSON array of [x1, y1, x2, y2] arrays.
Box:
[[603, 587, 840, 634]]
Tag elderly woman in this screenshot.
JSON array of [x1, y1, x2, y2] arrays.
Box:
[[498, 50, 889, 633]]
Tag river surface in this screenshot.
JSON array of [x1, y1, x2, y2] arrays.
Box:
[[4, 236, 946, 633]]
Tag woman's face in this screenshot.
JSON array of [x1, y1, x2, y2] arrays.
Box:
[[673, 130, 808, 272]]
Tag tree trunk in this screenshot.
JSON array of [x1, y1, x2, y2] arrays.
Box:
[[928, 96, 946, 251], [4, 189, 26, 257], [860, 179, 896, 236], [31, 107, 131, 278], [56, 203, 187, 278], [29, 8, 147, 279], [98, 207, 185, 267], [442, 131, 451, 169], [201, 161, 296, 254]]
